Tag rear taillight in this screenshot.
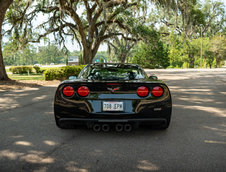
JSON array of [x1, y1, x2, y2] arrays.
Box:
[[62, 86, 74, 97], [137, 86, 149, 97], [77, 86, 90, 97], [152, 86, 164, 97]]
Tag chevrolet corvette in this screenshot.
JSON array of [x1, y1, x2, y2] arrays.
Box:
[[54, 63, 172, 131]]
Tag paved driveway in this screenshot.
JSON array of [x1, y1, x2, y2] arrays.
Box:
[[0, 69, 226, 172]]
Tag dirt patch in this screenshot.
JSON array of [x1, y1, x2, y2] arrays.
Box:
[[0, 80, 61, 92]]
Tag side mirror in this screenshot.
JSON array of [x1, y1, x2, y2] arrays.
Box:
[[69, 76, 77, 80], [149, 75, 158, 80]]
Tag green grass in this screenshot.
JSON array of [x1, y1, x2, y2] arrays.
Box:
[[8, 74, 44, 80]]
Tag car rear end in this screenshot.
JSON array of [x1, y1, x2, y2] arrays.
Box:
[[54, 80, 172, 130]]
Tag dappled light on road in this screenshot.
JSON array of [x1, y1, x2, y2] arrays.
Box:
[[137, 160, 159, 171], [20, 152, 54, 164], [65, 161, 88, 172], [43, 140, 57, 146], [0, 149, 55, 165], [203, 125, 226, 137], [0, 150, 23, 160], [14, 141, 32, 146], [174, 104, 226, 117], [204, 140, 226, 145], [0, 97, 20, 110], [32, 95, 47, 101], [0, 69, 226, 171], [11, 135, 24, 139], [0, 87, 48, 112]]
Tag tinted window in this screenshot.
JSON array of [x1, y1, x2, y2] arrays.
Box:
[[78, 65, 90, 79], [78, 64, 147, 80]]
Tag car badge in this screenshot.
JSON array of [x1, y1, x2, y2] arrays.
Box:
[[107, 87, 120, 93]]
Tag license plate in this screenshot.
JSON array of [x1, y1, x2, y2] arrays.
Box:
[[103, 101, 123, 111]]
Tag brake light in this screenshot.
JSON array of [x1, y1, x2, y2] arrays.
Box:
[[137, 86, 149, 97], [62, 86, 74, 97], [77, 86, 90, 97], [152, 86, 164, 97]]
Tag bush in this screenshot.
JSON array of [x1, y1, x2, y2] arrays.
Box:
[[44, 65, 85, 81], [33, 66, 42, 74], [10, 66, 33, 74]]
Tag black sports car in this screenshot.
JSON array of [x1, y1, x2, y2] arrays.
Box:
[[54, 63, 172, 131]]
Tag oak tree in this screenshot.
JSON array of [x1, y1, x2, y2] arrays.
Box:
[[0, 0, 14, 80]]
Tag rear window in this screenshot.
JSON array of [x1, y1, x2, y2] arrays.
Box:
[[78, 64, 147, 80]]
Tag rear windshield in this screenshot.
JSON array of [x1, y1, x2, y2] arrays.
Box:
[[78, 64, 147, 81]]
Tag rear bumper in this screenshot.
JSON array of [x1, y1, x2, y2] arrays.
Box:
[[59, 117, 167, 123]]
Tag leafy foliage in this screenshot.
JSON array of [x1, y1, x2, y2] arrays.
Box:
[[0, 0, 225, 80], [33, 66, 42, 74], [9, 66, 33, 74], [44, 65, 85, 81], [3, 43, 66, 65], [209, 35, 226, 67], [147, 0, 226, 68], [131, 26, 169, 68], [132, 41, 169, 68]]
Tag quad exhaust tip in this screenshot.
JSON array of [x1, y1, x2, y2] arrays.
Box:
[[93, 124, 101, 132], [124, 124, 132, 132], [102, 124, 110, 132], [92, 123, 133, 132], [115, 124, 124, 132]]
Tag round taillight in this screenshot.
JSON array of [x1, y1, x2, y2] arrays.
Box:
[[152, 86, 164, 97], [77, 86, 90, 97], [137, 86, 149, 97], [63, 86, 74, 97]]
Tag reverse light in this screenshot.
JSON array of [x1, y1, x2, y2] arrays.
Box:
[[137, 86, 149, 97], [152, 86, 164, 97], [62, 86, 74, 97], [77, 86, 90, 97]]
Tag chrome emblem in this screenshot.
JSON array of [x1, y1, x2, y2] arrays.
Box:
[[107, 87, 120, 93]]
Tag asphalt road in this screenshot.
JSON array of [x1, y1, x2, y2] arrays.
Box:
[[0, 69, 226, 172]]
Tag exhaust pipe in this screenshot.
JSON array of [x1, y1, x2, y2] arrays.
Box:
[[124, 124, 132, 132], [115, 124, 124, 132], [102, 124, 110, 132], [93, 124, 101, 132]]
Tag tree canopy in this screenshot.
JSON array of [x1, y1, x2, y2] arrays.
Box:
[[0, 0, 225, 80]]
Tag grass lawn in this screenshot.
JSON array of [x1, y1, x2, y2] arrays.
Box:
[[8, 74, 44, 80]]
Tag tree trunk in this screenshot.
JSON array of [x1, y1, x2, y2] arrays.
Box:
[[209, 63, 212, 69], [216, 58, 221, 68], [120, 54, 127, 64], [0, 0, 14, 81], [82, 42, 101, 64], [188, 53, 194, 68], [83, 49, 93, 64], [0, 28, 8, 80]]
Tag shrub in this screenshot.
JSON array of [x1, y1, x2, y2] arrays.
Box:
[[38, 67, 50, 74], [10, 66, 33, 74], [33, 66, 42, 74], [44, 65, 85, 81]]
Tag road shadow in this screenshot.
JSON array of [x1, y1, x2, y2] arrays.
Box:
[[0, 80, 43, 93], [0, 70, 226, 171]]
